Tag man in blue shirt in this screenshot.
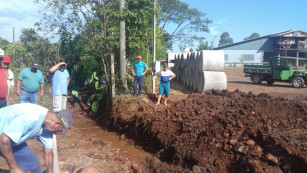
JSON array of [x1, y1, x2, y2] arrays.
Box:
[[0, 103, 73, 173], [49, 59, 71, 112], [131, 55, 148, 96], [17, 60, 44, 104]]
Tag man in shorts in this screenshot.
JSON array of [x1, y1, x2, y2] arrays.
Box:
[[156, 63, 176, 106]]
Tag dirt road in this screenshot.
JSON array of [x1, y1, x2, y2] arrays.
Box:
[[1, 67, 306, 173]]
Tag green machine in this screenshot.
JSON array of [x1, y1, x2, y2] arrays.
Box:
[[243, 56, 307, 88]]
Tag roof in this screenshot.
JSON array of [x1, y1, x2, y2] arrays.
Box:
[[214, 30, 307, 50]]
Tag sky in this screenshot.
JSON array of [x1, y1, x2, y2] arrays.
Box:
[[0, 0, 306, 52]]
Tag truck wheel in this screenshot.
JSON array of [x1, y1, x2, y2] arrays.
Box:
[[266, 79, 274, 85], [252, 74, 262, 84], [292, 77, 305, 88]]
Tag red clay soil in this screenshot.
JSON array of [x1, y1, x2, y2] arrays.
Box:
[[111, 90, 307, 173]]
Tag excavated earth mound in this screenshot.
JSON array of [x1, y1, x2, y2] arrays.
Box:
[[112, 90, 307, 173]]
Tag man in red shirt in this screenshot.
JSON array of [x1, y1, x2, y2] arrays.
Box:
[[0, 49, 8, 108]]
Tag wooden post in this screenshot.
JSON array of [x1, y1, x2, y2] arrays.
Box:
[[152, 0, 157, 94]]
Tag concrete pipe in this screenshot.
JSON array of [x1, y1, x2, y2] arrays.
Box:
[[200, 50, 225, 72], [202, 71, 227, 91]]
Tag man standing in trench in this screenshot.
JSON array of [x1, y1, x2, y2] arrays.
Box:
[[49, 59, 70, 112], [131, 55, 148, 96], [156, 63, 176, 106], [0, 103, 73, 173]]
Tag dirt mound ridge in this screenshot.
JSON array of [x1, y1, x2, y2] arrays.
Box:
[[112, 90, 307, 172]]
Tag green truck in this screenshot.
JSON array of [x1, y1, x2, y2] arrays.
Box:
[[243, 56, 307, 88]]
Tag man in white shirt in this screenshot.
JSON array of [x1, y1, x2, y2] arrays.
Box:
[[156, 63, 176, 106]]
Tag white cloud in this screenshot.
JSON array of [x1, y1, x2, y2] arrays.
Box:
[[0, 0, 42, 42], [209, 27, 219, 36]]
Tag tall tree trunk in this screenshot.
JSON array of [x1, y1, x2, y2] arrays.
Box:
[[111, 49, 115, 98], [120, 0, 127, 92]]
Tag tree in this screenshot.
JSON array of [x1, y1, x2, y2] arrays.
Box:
[[158, 0, 211, 51], [218, 32, 233, 47], [197, 41, 210, 51], [119, 0, 127, 93], [244, 32, 260, 41]]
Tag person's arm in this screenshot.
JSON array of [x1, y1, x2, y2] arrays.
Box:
[[39, 83, 44, 98], [43, 148, 53, 173], [67, 78, 71, 87], [169, 74, 176, 81], [131, 67, 136, 76], [16, 80, 22, 96], [49, 62, 66, 73], [9, 85, 14, 104], [142, 66, 148, 76], [0, 133, 23, 173]]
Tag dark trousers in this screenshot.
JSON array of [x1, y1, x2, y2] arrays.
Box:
[[0, 98, 7, 109], [133, 76, 144, 96]]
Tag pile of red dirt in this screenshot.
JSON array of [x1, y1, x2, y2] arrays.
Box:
[[111, 90, 307, 172]]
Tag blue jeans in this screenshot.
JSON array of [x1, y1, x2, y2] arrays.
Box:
[[19, 89, 38, 104], [133, 76, 144, 96], [12, 143, 42, 173]]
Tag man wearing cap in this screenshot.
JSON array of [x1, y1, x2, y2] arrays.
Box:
[[2, 56, 15, 105], [0, 103, 74, 173], [49, 59, 70, 112], [131, 55, 148, 96], [16, 60, 44, 104], [0, 49, 8, 108]]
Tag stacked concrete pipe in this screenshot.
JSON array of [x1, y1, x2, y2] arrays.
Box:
[[171, 50, 227, 92]]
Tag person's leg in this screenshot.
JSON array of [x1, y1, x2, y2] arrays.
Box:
[[0, 98, 7, 108], [164, 83, 170, 106], [19, 90, 29, 103], [52, 95, 62, 112], [133, 77, 138, 96], [12, 143, 42, 173], [61, 95, 67, 110], [29, 92, 38, 104], [156, 83, 164, 105], [138, 76, 144, 96]]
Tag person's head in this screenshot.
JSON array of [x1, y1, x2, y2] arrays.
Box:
[[43, 110, 74, 136], [136, 55, 142, 62], [31, 60, 39, 73], [163, 63, 168, 71], [59, 59, 67, 72], [2, 56, 11, 69]]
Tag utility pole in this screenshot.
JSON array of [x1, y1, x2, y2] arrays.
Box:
[[13, 27, 15, 59], [152, 0, 157, 94], [120, 0, 127, 92]]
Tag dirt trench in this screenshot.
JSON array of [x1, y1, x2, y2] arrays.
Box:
[[109, 90, 307, 173]]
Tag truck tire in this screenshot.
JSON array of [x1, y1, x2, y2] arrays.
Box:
[[252, 74, 262, 84], [292, 77, 305, 88], [266, 79, 275, 85]]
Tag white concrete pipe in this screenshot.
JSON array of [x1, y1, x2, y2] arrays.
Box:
[[201, 71, 227, 91], [200, 50, 224, 72]]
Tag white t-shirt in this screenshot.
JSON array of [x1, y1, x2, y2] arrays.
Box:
[[158, 69, 175, 83], [7, 69, 14, 96]]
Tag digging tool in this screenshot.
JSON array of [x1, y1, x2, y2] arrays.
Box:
[[53, 134, 60, 173]]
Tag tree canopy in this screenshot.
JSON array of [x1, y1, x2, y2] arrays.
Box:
[[218, 32, 233, 47], [244, 32, 260, 41]]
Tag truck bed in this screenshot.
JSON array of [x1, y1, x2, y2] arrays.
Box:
[[243, 64, 272, 74]]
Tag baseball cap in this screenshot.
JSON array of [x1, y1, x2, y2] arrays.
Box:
[[137, 55, 142, 59], [0, 49, 4, 57], [57, 110, 74, 137], [31, 60, 39, 68]]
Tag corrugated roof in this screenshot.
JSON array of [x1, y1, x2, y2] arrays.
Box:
[[214, 30, 307, 50]]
